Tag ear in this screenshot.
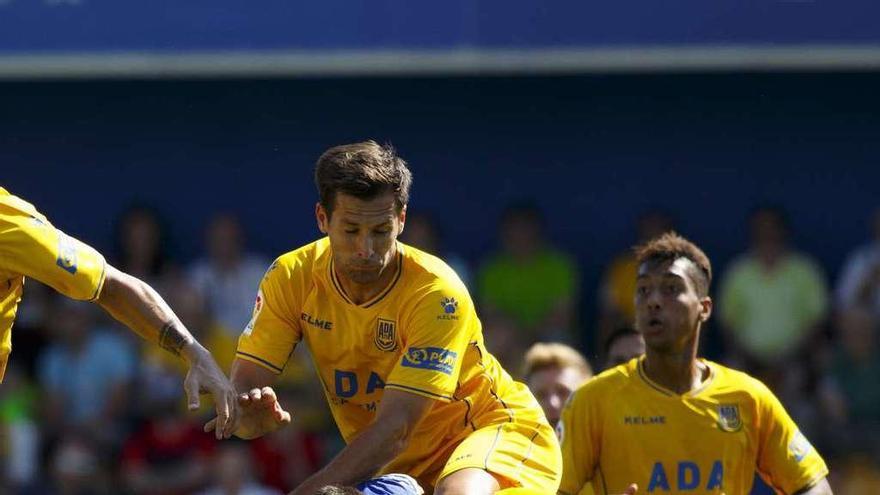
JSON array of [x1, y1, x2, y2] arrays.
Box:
[[397, 205, 407, 235], [698, 296, 713, 323], [316, 202, 329, 234]]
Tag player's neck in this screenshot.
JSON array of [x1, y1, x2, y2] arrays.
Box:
[[336, 248, 400, 305], [642, 340, 707, 395]]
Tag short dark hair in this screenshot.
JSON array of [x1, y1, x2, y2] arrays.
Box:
[[634, 232, 712, 296], [603, 327, 641, 356], [315, 141, 412, 218]]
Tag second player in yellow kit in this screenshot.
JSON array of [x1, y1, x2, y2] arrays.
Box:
[[559, 356, 828, 495], [222, 142, 561, 495], [558, 233, 832, 495]]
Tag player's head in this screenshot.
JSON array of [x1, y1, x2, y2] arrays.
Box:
[[314, 141, 412, 285], [634, 232, 712, 354], [603, 327, 645, 369], [523, 342, 592, 427], [749, 205, 789, 252]]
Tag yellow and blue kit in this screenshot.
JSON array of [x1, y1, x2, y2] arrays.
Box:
[[0, 187, 107, 381], [237, 238, 561, 490], [559, 356, 828, 495]]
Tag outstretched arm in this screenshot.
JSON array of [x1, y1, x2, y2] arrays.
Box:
[[289, 388, 434, 495], [95, 264, 237, 438]]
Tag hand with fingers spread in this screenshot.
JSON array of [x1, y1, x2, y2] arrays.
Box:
[[205, 386, 291, 440], [182, 343, 239, 439]]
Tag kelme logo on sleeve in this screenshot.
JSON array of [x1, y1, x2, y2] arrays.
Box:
[[401, 346, 457, 375]]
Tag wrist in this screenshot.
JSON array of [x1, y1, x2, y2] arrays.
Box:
[[180, 340, 206, 363]]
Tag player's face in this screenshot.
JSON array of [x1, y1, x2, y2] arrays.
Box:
[[606, 333, 646, 368], [317, 192, 405, 285], [528, 366, 588, 427], [634, 258, 711, 354]]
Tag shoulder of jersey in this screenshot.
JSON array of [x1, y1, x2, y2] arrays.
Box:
[[400, 243, 467, 292], [573, 358, 638, 401], [266, 238, 328, 279], [0, 189, 43, 219], [704, 359, 771, 398]]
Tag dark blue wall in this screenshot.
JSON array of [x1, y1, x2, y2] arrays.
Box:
[[2, 73, 879, 335]]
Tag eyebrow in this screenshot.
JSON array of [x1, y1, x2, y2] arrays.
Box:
[[342, 219, 392, 227]]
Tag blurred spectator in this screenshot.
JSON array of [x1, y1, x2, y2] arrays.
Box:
[[189, 213, 268, 339], [399, 212, 471, 286], [0, 362, 40, 493], [480, 312, 530, 374], [121, 398, 216, 495], [835, 207, 880, 316], [114, 205, 174, 286], [598, 210, 673, 339], [522, 342, 592, 428], [49, 434, 110, 495], [477, 202, 579, 342], [37, 300, 136, 445], [196, 443, 281, 495], [603, 327, 645, 369], [718, 207, 829, 368], [818, 308, 880, 458]]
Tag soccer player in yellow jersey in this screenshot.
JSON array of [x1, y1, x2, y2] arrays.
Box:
[[211, 141, 561, 495], [0, 187, 237, 438], [558, 233, 832, 495]]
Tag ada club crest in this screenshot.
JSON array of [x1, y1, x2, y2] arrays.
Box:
[[375, 318, 397, 352], [717, 404, 742, 432]]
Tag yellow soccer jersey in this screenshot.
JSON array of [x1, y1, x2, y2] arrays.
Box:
[[559, 356, 828, 495], [238, 238, 555, 486], [0, 188, 107, 380]]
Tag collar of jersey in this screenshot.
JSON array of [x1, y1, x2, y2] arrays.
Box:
[[636, 355, 717, 398], [328, 247, 404, 309]]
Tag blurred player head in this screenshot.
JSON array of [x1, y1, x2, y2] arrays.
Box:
[[748, 205, 789, 258], [603, 327, 645, 369], [634, 232, 712, 354], [314, 141, 412, 286], [523, 342, 592, 427], [500, 202, 545, 259]]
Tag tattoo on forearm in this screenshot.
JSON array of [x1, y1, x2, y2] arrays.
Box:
[[159, 323, 188, 356]]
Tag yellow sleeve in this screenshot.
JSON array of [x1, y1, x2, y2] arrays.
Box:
[[755, 382, 829, 494], [236, 259, 302, 374], [558, 387, 598, 495], [384, 281, 472, 402], [1, 210, 105, 302]]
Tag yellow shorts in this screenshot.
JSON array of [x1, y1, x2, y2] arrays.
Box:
[[437, 418, 562, 492]]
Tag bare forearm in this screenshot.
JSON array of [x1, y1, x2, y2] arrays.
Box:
[[96, 266, 199, 359], [292, 421, 408, 494]]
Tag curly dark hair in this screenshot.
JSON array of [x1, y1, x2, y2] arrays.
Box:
[[634, 231, 712, 296]]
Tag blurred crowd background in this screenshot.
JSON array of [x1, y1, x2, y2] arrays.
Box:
[[0, 189, 878, 494], [3, 1, 880, 493]]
